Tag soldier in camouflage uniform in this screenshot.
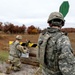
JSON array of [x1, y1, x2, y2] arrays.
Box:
[[6, 35, 28, 74], [37, 12, 75, 75]]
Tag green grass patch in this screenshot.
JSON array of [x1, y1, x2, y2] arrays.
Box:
[[0, 50, 9, 62]]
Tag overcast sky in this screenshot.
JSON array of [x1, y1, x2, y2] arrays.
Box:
[[0, 0, 75, 29]]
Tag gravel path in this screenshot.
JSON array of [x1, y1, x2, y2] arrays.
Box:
[[0, 62, 40, 75]]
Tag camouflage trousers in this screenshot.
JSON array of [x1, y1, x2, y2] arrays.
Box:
[[42, 69, 47, 75], [7, 57, 21, 71], [42, 67, 63, 75]]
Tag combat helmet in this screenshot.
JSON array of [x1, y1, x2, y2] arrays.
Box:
[[16, 35, 22, 40], [47, 12, 65, 26]]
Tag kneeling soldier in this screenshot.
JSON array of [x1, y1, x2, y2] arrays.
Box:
[[6, 35, 28, 74]]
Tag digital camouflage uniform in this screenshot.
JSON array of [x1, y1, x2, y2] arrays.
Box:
[[38, 27, 75, 75], [37, 12, 75, 75], [6, 35, 28, 74]]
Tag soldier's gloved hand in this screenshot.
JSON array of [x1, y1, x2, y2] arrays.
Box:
[[23, 46, 29, 53], [23, 50, 28, 53], [7, 60, 11, 64]]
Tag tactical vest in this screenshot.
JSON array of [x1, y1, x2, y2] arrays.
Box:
[[37, 28, 64, 72], [9, 41, 22, 59]]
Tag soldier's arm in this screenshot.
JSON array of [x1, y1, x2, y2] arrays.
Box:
[[58, 35, 75, 75], [16, 45, 28, 53]]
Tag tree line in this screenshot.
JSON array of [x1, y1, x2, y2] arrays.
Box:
[[0, 22, 41, 34], [61, 28, 75, 33], [0, 22, 75, 34]]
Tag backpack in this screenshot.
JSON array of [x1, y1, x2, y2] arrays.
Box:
[[9, 41, 22, 58], [37, 28, 64, 71]]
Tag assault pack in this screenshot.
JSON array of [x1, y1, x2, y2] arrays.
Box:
[[37, 28, 64, 71], [9, 41, 22, 58]]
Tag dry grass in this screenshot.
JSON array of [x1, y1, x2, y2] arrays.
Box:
[[0, 33, 75, 74], [0, 33, 75, 57], [0, 33, 75, 49], [68, 33, 75, 53], [0, 34, 39, 51]]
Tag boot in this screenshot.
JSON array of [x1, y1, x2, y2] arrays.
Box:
[[13, 66, 21, 72], [5, 67, 11, 74]]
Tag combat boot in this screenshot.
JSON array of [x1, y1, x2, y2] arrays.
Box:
[[13, 66, 21, 72], [5, 67, 11, 74]]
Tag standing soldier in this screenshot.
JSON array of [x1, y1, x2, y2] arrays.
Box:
[[6, 35, 28, 74], [37, 12, 75, 75]]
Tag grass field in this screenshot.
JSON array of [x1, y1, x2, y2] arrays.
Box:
[[0, 50, 9, 62], [0, 33, 75, 61]]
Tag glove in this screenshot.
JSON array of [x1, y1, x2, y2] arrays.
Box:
[[23, 50, 28, 53], [6, 60, 11, 64], [23, 46, 29, 53]]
